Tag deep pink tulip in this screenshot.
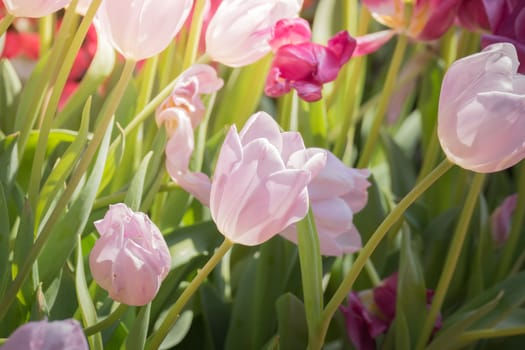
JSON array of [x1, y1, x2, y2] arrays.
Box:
[[158, 64, 223, 205], [491, 193, 518, 245], [89, 203, 171, 306], [456, 0, 490, 32], [95, 0, 193, 60], [265, 18, 355, 101], [2, 319, 88, 350], [210, 112, 326, 246], [281, 150, 370, 256], [205, 0, 303, 67], [2, 0, 72, 17], [481, 0, 525, 73], [437, 43, 525, 173]]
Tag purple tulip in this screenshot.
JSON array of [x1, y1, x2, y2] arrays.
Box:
[[456, 0, 490, 31]]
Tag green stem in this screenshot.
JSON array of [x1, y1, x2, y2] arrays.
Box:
[[28, 0, 102, 213], [459, 325, 525, 343], [315, 159, 453, 346], [296, 209, 324, 350], [38, 14, 55, 56], [182, 0, 206, 70], [0, 14, 14, 38], [84, 303, 129, 336], [416, 172, 486, 350], [0, 59, 136, 319], [145, 239, 234, 350], [495, 161, 525, 280], [357, 34, 407, 168]]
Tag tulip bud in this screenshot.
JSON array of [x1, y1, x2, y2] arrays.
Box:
[[210, 111, 326, 245], [205, 0, 303, 67], [95, 0, 193, 60], [2, 0, 72, 17], [89, 203, 171, 306], [491, 193, 518, 245], [281, 151, 370, 256], [2, 319, 88, 350], [437, 43, 525, 173]]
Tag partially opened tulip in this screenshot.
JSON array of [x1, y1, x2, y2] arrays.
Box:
[[89, 203, 171, 306], [281, 150, 370, 256], [2, 0, 72, 17], [437, 43, 525, 173], [205, 0, 303, 67], [95, 0, 193, 60], [210, 112, 326, 246], [2, 319, 88, 350]]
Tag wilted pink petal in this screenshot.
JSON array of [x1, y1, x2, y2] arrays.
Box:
[[95, 0, 193, 60], [2, 319, 88, 350], [438, 43, 525, 173], [353, 30, 396, 57], [205, 0, 303, 67], [280, 151, 370, 256], [210, 112, 326, 246], [491, 193, 518, 245], [89, 203, 171, 306], [269, 17, 311, 52], [3, 0, 72, 17]]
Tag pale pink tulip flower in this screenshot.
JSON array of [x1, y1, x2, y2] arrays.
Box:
[[281, 150, 370, 256], [2, 319, 88, 350], [157, 64, 223, 205], [2, 0, 72, 17], [437, 43, 525, 173], [89, 203, 171, 306], [205, 0, 303, 67], [210, 112, 326, 245], [95, 0, 193, 60], [491, 193, 518, 245], [75, 0, 92, 15]]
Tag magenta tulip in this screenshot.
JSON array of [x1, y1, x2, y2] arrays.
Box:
[[210, 111, 326, 246], [281, 150, 370, 256], [456, 0, 490, 32], [2, 0, 72, 17], [437, 43, 525, 173], [491, 193, 518, 245], [95, 0, 193, 60], [2, 319, 88, 350], [205, 0, 303, 67], [89, 203, 171, 306]]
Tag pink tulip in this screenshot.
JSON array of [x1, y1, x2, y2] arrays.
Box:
[[456, 0, 490, 32], [265, 18, 355, 101], [2, 0, 72, 17], [491, 193, 518, 245], [158, 64, 223, 205], [205, 0, 303, 67], [2, 319, 88, 350], [210, 111, 326, 246], [437, 43, 525, 173], [95, 0, 193, 60], [281, 151, 370, 256], [89, 203, 171, 306]]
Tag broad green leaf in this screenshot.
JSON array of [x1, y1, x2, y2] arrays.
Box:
[[0, 133, 19, 190], [124, 151, 153, 211], [198, 282, 230, 349], [0, 182, 10, 298], [155, 309, 193, 350], [276, 293, 308, 350], [13, 200, 34, 305], [0, 59, 22, 133], [381, 131, 417, 198]]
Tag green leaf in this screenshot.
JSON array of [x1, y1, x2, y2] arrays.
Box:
[[0, 182, 9, 298], [124, 151, 153, 211], [155, 309, 193, 350], [198, 282, 230, 349], [380, 131, 417, 198], [0, 133, 19, 190], [13, 200, 34, 305], [38, 119, 113, 288], [0, 59, 22, 133], [126, 303, 151, 350], [276, 293, 308, 350]]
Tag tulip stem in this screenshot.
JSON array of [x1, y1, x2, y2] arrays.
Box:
[[312, 159, 453, 349], [415, 172, 486, 350], [356, 33, 407, 168], [84, 303, 129, 336], [182, 0, 206, 70], [0, 13, 14, 38], [495, 161, 525, 281], [146, 239, 234, 350]]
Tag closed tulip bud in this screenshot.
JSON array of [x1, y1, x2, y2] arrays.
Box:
[[437, 43, 525, 173], [95, 0, 193, 60], [2, 319, 88, 350], [205, 0, 303, 67], [2, 0, 72, 17], [210, 111, 326, 245], [281, 151, 370, 256], [491, 193, 518, 245], [89, 203, 171, 306]]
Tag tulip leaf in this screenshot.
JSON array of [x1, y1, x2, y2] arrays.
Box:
[[276, 293, 308, 350], [75, 235, 104, 350], [0, 59, 22, 134], [126, 303, 151, 350], [197, 282, 230, 349], [13, 200, 35, 305], [38, 119, 113, 288], [0, 182, 10, 298], [0, 133, 19, 191], [380, 131, 417, 198], [124, 151, 153, 211]]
